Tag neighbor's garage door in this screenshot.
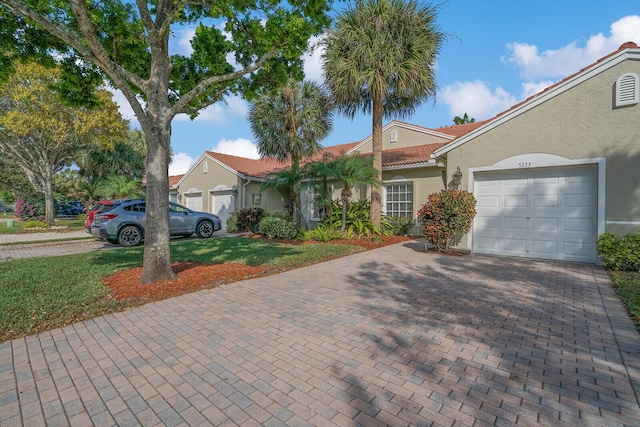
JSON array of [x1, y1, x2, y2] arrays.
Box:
[[473, 165, 597, 263], [184, 193, 203, 211]]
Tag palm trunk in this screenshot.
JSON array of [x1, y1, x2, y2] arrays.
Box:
[[370, 91, 383, 228], [341, 186, 351, 232]]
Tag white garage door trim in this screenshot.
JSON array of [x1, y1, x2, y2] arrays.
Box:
[[469, 154, 605, 263]]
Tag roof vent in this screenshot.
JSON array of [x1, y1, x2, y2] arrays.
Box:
[[390, 130, 398, 143], [615, 73, 639, 107]]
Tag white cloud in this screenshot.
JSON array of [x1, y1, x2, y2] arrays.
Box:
[[169, 152, 195, 175], [225, 95, 248, 117], [303, 35, 325, 82], [212, 138, 260, 159], [108, 88, 138, 123], [175, 27, 196, 56], [521, 81, 555, 99], [175, 103, 228, 125], [440, 80, 518, 121], [504, 15, 640, 80]]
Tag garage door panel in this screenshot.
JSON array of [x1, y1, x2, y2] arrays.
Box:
[[473, 165, 597, 263]]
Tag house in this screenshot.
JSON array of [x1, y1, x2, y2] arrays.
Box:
[[434, 41, 640, 263], [174, 41, 639, 264], [173, 120, 481, 230], [168, 174, 184, 203]]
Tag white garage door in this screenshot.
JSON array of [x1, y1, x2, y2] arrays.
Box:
[[473, 165, 597, 263], [184, 193, 202, 211], [212, 191, 234, 229]]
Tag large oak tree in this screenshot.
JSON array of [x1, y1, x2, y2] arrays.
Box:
[[0, 0, 331, 283]]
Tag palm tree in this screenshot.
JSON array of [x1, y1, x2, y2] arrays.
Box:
[[249, 79, 333, 228], [303, 154, 341, 220], [333, 155, 381, 231], [322, 0, 445, 228], [260, 167, 307, 221], [101, 175, 144, 199]]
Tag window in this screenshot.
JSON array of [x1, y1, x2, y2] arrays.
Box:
[[385, 182, 413, 217], [170, 193, 178, 203], [252, 194, 261, 207], [615, 73, 639, 107], [124, 202, 146, 213]]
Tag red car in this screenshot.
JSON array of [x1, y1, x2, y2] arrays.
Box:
[[84, 201, 117, 234]]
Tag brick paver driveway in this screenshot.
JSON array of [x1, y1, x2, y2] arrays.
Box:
[[1, 241, 639, 426]]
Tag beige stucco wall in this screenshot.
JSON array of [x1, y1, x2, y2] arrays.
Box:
[[445, 58, 640, 248], [354, 124, 452, 153]]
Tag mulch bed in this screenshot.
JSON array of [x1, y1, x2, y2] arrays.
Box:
[[103, 235, 413, 306]]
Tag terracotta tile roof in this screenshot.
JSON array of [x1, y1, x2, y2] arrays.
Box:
[[168, 174, 184, 188], [433, 121, 487, 138], [205, 142, 361, 179], [382, 143, 448, 167]]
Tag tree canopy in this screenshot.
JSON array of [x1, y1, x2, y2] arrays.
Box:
[[0, 0, 331, 282], [322, 0, 445, 227], [0, 61, 128, 224]]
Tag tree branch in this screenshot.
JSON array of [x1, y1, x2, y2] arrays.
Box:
[[170, 51, 274, 117]]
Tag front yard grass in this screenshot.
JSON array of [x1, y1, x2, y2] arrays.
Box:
[[608, 271, 640, 332], [0, 237, 363, 342], [0, 217, 85, 234]]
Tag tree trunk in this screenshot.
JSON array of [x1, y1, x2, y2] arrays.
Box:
[[370, 91, 383, 228], [140, 121, 175, 284], [341, 187, 351, 232], [44, 172, 55, 226]]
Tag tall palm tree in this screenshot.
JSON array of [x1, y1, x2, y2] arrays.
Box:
[[322, 0, 445, 228], [260, 167, 306, 221], [249, 79, 333, 228], [303, 154, 341, 220], [333, 155, 381, 231]]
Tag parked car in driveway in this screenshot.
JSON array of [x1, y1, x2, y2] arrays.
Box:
[[84, 200, 117, 234], [91, 199, 222, 246]]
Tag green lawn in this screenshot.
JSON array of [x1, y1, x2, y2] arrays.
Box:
[[0, 238, 363, 342], [0, 216, 85, 234], [608, 271, 640, 332]]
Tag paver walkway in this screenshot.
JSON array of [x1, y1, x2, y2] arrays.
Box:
[[1, 241, 639, 426]]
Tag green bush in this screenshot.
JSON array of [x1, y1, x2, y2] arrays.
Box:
[[226, 212, 239, 233], [15, 194, 46, 221], [258, 216, 298, 240], [383, 215, 414, 236], [597, 232, 640, 271], [265, 210, 291, 221], [418, 189, 477, 251], [24, 220, 48, 229], [325, 199, 385, 237], [235, 207, 265, 232], [299, 223, 345, 242]]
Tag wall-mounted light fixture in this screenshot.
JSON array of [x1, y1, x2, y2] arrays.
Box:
[[452, 166, 463, 188]]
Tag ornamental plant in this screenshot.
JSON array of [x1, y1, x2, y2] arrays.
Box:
[[418, 189, 477, 251], [235, 207, 266, 232], [257, 216, 297, 240], [597, 232, 640, 271], [14, 194, 47, 222]]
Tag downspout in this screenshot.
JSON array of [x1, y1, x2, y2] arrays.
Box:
[[242, 179, 252, 210]]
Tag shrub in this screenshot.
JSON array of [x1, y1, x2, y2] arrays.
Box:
[[15, 194, 46, 221], [258, 216, 297, 240], [265, 210, 291, 221], [384, 215, 414, 236], [597, 232, 640, 271], [299, 223, 345, 242], [24, 220, 48, 229], [418, 189, 476, 251], [325, 199, 385, 237], [234, 207, 265, 232], [226, 212, 239, 233]]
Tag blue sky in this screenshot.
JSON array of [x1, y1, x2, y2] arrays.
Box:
[[110, 1, 640, 175]]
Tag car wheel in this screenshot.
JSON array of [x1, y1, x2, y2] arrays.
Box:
[[196, 220, 214, 238], [118, 225, 143, 246]]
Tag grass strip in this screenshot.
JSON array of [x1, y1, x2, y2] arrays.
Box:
[[608, 271, 640, 332], [0, 238, 362, 342]]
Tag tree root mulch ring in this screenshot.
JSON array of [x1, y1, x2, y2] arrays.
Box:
[[104, 262, 266, 305], [103, 235, 414, 306]]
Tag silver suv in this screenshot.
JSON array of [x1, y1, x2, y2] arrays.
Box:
[[91, 199, 222, 246]]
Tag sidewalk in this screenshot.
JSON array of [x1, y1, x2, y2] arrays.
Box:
[[0, 230, 90, 245]]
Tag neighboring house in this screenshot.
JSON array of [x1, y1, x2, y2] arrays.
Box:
[[435, 41, 640, 263], [173, 120, 481, 231], [174, 41, 639, 265], [168, 174, 184, 203]]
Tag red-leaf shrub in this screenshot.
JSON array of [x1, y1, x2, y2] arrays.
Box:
[[235, 207, 266, 232], [417, 189, 477, 251]]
